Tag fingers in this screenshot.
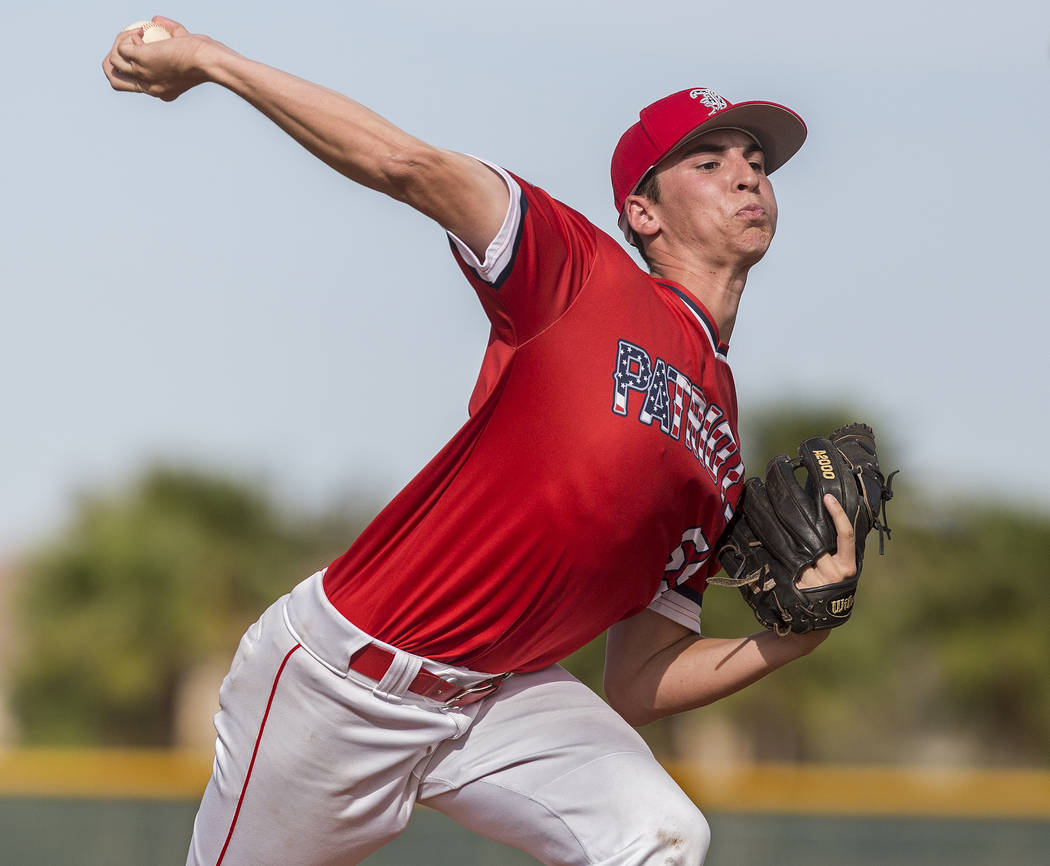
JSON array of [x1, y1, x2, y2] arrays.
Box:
[[823, 493, 856, 545], [103, 30, 143, 92], [115, 37, 146, 76], [795, 494, 858, 589]]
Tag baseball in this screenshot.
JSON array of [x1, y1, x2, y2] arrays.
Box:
[[122, 20, 172, 42], [142, 23, 172, 43]]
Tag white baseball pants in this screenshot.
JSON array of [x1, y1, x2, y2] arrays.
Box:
[[186, 572, 710, 865]]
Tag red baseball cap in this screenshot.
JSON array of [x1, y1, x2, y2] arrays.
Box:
[[611, 87, 807, 240]]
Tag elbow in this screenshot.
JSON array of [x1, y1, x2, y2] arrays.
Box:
[[605, 668, 722, 727], [617, 703, 663, 729], [377, 143, 445, 204], [604, 674, 663, 729]]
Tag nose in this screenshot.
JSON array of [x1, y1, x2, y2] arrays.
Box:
[[732, 154, 762, 191]]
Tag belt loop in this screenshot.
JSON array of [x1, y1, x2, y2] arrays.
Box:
[[374, 650, 421, 699]]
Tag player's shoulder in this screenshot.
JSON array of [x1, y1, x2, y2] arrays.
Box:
[[507, 172, 605, 240]]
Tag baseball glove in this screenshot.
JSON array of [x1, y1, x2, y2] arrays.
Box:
[[711, 423, 897, 635]]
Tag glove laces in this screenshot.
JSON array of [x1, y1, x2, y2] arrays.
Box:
[[868, 468, 899, 555]]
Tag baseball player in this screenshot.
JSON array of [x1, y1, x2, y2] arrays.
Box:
[[103, 17, 860, 866]]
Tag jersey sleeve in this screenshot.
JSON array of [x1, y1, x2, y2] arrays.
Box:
[[447, 159, 599, 347], [646, 582, 704, 633]]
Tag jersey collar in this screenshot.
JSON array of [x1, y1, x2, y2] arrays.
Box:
[[652, 279, 730, 362]]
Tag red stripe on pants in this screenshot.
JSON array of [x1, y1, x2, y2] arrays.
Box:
[[215, 643, 302, 865]]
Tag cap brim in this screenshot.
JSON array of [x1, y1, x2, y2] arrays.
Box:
[[665, 101, 807, 175]]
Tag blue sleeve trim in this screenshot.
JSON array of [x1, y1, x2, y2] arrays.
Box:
[[486, 188, 529, 290]]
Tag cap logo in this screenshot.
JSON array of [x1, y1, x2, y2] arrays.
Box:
[[689, 88, 727, 114]]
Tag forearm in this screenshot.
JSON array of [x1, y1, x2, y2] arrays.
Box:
[[197, 41, 435, 200], [607, 625, 828, 727]]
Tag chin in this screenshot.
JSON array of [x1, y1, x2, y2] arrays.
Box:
[[737, 236, 773, 266]]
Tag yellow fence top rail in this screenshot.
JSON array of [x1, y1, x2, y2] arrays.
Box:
[[0, 749, 212, 800], [666, 761, 1050, 819], [1, 749, 1048, 819]]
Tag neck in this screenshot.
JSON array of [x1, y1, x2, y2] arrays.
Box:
[[648, 257, 750, 343]]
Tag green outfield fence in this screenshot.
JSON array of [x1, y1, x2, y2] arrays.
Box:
[[1, 750, 1048, 865]]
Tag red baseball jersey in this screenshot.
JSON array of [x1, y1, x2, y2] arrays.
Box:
[[324, 166, 745, 673]]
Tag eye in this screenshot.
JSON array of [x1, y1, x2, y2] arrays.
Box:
[[749, 160, 765, 173], [696, 161, 719, 171]]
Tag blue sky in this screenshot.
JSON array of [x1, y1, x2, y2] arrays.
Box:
[[3, 1, 1049, 555]]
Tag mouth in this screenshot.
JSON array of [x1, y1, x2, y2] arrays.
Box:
[[736, 205, 766, 221]]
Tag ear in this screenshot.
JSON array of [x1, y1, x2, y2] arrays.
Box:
[[624, 194, 661, 242]]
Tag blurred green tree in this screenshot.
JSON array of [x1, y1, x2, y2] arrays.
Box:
[[899, 508, 1050, 762], [11, 466, 367, 746]]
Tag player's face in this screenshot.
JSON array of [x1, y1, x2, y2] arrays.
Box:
[[650, 129, 778, 267]]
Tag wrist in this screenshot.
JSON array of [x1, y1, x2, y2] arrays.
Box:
[[190, 36, 239, 86], [787, 628, 832, 655]]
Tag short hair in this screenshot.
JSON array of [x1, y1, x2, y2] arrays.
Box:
[[632, 171, 661, 270]]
